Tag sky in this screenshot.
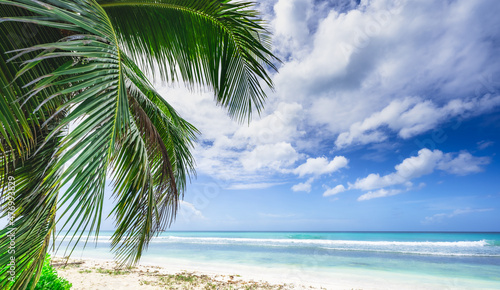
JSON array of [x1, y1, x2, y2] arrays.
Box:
[[3, 0, 499, 232], [160, 0, 500, 232]]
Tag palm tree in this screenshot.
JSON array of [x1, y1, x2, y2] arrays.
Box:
[[0, 0, 278, 288]]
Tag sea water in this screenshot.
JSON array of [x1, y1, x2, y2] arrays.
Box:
[[56, 231, 500, 288]]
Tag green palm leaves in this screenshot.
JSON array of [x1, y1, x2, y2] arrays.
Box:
[[100, 0, 278, 121], [0, 0, 278, 289]]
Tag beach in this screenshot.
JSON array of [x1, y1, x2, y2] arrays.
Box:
[[53, 257, 311, 289], [53, 231, 500, 289], [53, 257, 295, 289], [53, 256, 500, 290]]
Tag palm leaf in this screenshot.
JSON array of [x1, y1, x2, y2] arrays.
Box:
[[109, 57, 198, 264], [1, 0, 131, 287], [0, 5, 70, 289], [98, 0, 280, 122], [1, 0, 277, 287], [0, 124, 63, 290], [0, 3, 69, 168]]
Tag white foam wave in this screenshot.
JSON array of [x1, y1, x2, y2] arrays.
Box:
[[54, 235, 490, 247], [53, 235, 500, 257], [148, 236, 489, 248], [318, 247, 500, 257]]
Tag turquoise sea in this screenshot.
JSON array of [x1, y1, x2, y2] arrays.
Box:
[[57, 231, 500, 288]]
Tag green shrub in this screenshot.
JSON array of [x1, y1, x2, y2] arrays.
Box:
[[28, 255, 72, 290]]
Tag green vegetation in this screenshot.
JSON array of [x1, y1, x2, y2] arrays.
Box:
[[0, 0, 278, 289], [95, 267, 130, 275], [173, 273, 196, 282], [145, 271, 289, 289], [77, 269, 92, 274], [4, 255, 72, 289], [28, 255, 72, 290], [155, 272, 207, 287]]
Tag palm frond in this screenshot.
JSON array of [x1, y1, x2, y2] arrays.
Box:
[[0, 124, 63, 290], [1, 0, 277, 287], [0, 3, 69, 167], [98, 0, 280, 122], [1, 0, 130, 285], [108, 53, 197, 264], [0, 5, 70, 289], [122, 54, 198, 192], [1, 0, 198, 270]]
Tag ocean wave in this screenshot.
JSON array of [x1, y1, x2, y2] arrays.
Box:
[[55, 235, 498, 247], [487, 239, 500, 246], [318, 247, 500, 257], [53, 235, 500, 256], [151, 236, 491, 247]]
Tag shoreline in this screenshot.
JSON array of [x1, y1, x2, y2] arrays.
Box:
[[52, 257, 316, 289], [52, 256, 500, 289]]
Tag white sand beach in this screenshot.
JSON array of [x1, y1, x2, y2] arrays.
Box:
[[53, 257, 312, 289], [53, 257, 500, 290]]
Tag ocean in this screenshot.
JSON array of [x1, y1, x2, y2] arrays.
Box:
[[57, 231, 500, 288]]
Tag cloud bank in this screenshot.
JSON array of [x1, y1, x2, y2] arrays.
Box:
[[156, 0, 499, 195]]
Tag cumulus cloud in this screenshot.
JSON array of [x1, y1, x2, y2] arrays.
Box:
[[275, 0, 500, 141], [293, 156, 349, 177], [335, 95, 500, 148], [351, 149, 489, 192], [273, 0, 313, 54], [437, 151, 491, 176], [178, 201, 206, 221], [423, 208, 493, 223], [153, 0, 500, 193], [228, 182, 286, 190], [240, 142, 300, 172], [352, 149, 441, 191], [291, 156, 349, 195], [345, 149, 490, 200], [292, 177, 315, 193], [357, 188, 402, 201], [323, 184, 346, 197], [158, 84, 305, 182], [233, 102, 306, 146]]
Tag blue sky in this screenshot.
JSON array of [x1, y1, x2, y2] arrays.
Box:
[[4, 0, 497, 232], [159, 0, 500, 232]]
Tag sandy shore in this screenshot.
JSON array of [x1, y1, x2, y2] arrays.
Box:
[[53, 257, 323, 289], [53, 256, 500, 289]]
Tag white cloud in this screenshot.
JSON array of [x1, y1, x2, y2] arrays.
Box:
[[335, 95, 500, 148], [292, 177, 315, 193], [178, 201, 206, 221], [293, 156, 349, 177], [357, 188, 402, 201], [273, 0, 313, 54], [477, 140, 494, 150], [228, 182, 285, 190], [158, 85, 305, 182], [423, 208, 493, 223], [352, 149, 443, 191], [351, 149, 489, 192], [437, 151, 490, 176], [152, 0, 500, 194], [323, 185, 346, 197], [274, 0, 500, 144], [335, 97, 416, 148], [240, 142, 300, 172], [233, 102, 306, 146]]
